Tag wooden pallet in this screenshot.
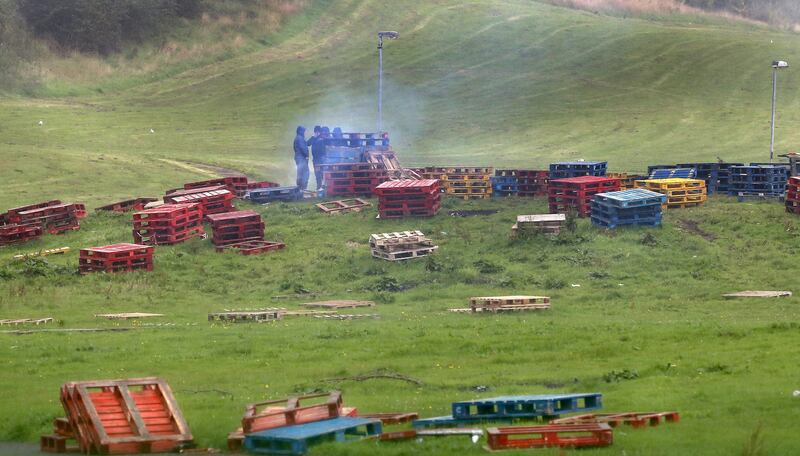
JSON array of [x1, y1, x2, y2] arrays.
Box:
[[313, 314, 380, 320], [301, 300, 375, 309], [208, 310, 283, 322], [369, 230, 425, 243], [371, 246, 438, 261], [360, 412, 419, 424], [449, 304, 550, 313], [215, 240, 285, 255], [242, 392, 343, 434], [550, 411, 679, 428], [470, 296, 550, 309], [0, 317, 53, 326], [316, 198, 372, 214], [485, 423, 613, 450], [94, 313, 164, 319]]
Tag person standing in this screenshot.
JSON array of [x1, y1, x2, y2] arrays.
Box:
[[308, 126, 328, 191], [293, 125, 309, 190]]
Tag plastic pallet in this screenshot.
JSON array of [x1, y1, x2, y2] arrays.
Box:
[[451, 393, 602, 420], [244, 417, 382, 455], [485, 423, 613, 450]]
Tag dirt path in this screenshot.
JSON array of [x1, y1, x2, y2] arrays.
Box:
[[159, 159, 247, 178]]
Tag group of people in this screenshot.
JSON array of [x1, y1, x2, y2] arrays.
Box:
[[293, 125, 340, 191]]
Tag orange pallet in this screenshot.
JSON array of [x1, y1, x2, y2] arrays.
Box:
[[551, 411, 679, 428], [486, 423, 613, 450], [60, 377, 193, 454], [242, 391, 343, 434]]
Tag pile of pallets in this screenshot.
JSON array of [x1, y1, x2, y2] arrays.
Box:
[[511, 214, 565, 237], [491, 170, 519, 197], [205, 210, 284, 255], [370, 230, 437, 261], [374, 179, 441, 218], [132, 203, 205, 245], [606, 172, 644, 190], [786, 176, 800, 215], [421, 167, 493, 199], [95, 197, 158, 213], [45, 377, 193, 454], [227, 391, 379, 454], [79, 243, 154, 274], [412, 393, 603, 429], [590, 189, 666, 229], [1, 200, 83, 237], [549, 161, 607, 179], [320, 163, 389, 197], [164, 188, 235, 214], [517, 170, 549, 196], [548, 176, 620, 217], [636, 178, 706, 209], [450, 296, 551, 313], [245, 186, 303, 203], [674, 162, 741, 194], [728, 165, 787, 198]]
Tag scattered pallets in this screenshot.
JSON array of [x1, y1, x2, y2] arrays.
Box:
[[549, 161, 607, 179], [316, 198, 371, 214], [58, 377, 193, 454], [369, 231, 437, 261], [0, 317, 53, 326], [635, 178, 707, 209], [244, 417, 382, 455], [246, 186, 304, 203], [591, 189, 666, 229], [79, 243, 154, 274], [301, 300, 375, 309], [548, 176, 621, 217], [485, 423, 613, 450], [164, 189, 235, 215], [550, 411, 679, 428], [13, 246, 70, 260], [132, 203, 205, 245], [205, 210, 264, 246], [512, 214, 565, 237], [95, 198, 158, 213], [374, 179, 441, 218]]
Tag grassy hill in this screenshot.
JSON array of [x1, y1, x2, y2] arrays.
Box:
[[2, 1, 800, 455]]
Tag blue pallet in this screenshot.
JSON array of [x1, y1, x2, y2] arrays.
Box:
[[590, 205, 661, 222], [492, 185, 519, 193], [246, 186, 303, 203], [592, 214, 662, 229], [592, 189, 666, 208], [244, 417, 382, 455], [491, 176, 518, 185], [411, 414, 517, 429], [549, 170, 607, 179], [647, 164, 678, 175], [648, 168, 695, 179], [450, 393, 602, 420]]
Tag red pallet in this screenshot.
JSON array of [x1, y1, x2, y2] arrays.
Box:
[[374, 179, 440, 196], [80, 243, 153, 259], [360, 412, 419, 425], [205, 210, 262, 227], [46, 218, 81, 234], [0, 224, 43, 245], [247, 181, 280, 189], [517, 170, 549, 178], [378, 195, 441, 210], [3, 200, 62, 222], [324, 170, 388, 179], [325, 177, 388, 187], [60, 377, 193, 455], [549, 176, 620, 191], [166, 190, 235, 215], [486, 423, 613, 450], [133, 226, 205, 245], [184, 176, 248, 197], [242, 392, 342, 434], [379, 204, 440, 219], [551, 411, 679, 428], [212, 222, 264, 235], [95, 198, 158, 213], [212, 230, 264, 246], [215, 240, 285, 255], [164, 185, 226, 198], [133, 204, 201, 222], [317, 163, 380, 172], [325, 187, 374, 197], [79, 244, 154, 274]]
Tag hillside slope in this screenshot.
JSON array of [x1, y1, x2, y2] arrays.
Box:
[[2, 0, 800, 205]]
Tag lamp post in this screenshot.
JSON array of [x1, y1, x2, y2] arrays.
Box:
[[377, 31, 399, 133], [770, 60, 789, 162]]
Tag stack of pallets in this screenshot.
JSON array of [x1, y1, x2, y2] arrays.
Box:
[[95, 198, 158, 213], [3, 201, 83, 235], [421, 167, 493, 199], [412, 393, 603, 428], [728, 165, 787, 198], [79, 243, 154, 274], [548, 176, 620, 217], [374, 179, 441, 218], [491, 170, 519, 197], [369, 231, 437, 261], [181, 176, 253, 198], [606, 173, 644, 190], [785, 176, 800, 215], [517, 170, 549, 196], [549, 161, 607, 179], [511, 214, 566, 237], [636, 178, 706, 209], [46, 377, 193, 454], [321, 163, 389, 197], [245, 186, 304, 203], [0, 223, 43, 246], [164, 189, 235, 215], [205, 210, 284, 255], [450, 296, 551, 313], [132, 203, 205, 245], [590, 189, 667, 229]]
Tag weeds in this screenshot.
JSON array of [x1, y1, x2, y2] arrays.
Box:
[[603, 369, 639, 382]]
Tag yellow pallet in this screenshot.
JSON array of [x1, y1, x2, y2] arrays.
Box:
[[662, 200, 705, 209], [667, 194, 707, 204], [636, 178, 705, 191]]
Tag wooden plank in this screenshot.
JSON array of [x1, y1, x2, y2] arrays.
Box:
[[94, 313, 163, 319], [301, 300, 375, 309], [722, 291, 792, 298]]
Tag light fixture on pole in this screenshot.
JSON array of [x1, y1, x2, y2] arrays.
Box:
[[377, 31, 399, 133], [770, 60, 789, 162]]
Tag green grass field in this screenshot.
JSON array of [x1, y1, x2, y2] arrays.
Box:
[[2, 1, 800, 455]]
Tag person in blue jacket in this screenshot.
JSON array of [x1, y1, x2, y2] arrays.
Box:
[[293, 125, 309, 190]]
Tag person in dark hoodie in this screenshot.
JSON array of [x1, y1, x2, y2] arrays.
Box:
[[293, 125, 309, 190], [307, 126, 327, 191]]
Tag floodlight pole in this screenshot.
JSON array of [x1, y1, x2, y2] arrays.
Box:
[[377, 31, 398, 133], [770, 60, 788, 162]]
